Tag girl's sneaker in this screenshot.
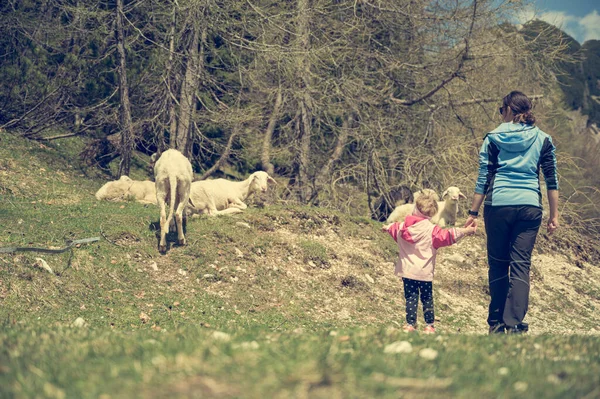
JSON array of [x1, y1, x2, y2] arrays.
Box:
[[424, 324, 436, 334], [403, 324, 416, 332]]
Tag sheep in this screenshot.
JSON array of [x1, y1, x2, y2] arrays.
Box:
[[153, 149, 193, 252], [95, 176, 157, 204], [187, 171, 277, 217], [430, 186, 467, 227], [385, 203, 415, 223], [371, 185, 413, 222]]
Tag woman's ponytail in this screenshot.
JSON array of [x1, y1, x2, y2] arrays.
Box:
[[503, 91, 536, 125], [514, 110, 536, 125]]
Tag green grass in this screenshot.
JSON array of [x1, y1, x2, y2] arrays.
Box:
[[1, 130, 600, 398], [2, 325, 599, 398]]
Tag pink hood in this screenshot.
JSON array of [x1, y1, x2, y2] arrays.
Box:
[[386, 209, 462, 282]]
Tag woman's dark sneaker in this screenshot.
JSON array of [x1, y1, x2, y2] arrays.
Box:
[[506, 323, 529, 335], [489, 323, 506, 334]]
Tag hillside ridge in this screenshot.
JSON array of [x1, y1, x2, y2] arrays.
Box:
[[1, 131, 599, 337]]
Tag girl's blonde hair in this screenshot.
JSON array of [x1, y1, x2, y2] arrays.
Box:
[[415, 194, 438, 218]]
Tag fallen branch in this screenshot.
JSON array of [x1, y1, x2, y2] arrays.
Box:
[[0, 237, 101, 254]]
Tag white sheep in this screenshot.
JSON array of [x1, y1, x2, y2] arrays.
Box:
[[430, 186, 467, 227], [187, 171, 277, 216], [385, 203, 415, 223], [153, 149, 193, 252], [95, 176, 157, 204]]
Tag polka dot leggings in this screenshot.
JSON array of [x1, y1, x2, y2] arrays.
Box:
[[402, 277, 434, 326]]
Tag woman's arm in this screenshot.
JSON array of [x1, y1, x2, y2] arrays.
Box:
[[464, 193, 485, 228], [547, 189, 559, 235]]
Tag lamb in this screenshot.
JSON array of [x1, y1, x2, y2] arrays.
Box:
[[430, 186, 467, 227], [187, 171, 277, 216], [371, 185, 413, 222], [95, 176, 157, 204], [153, 149, 193, 252], [385, 203, 415, 224]]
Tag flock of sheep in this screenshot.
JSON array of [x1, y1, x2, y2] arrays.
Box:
[[95, 149, 277, 252], [95, 148, 466, 252]]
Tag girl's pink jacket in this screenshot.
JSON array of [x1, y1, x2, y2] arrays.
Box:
[[386, 210, 463, 282]]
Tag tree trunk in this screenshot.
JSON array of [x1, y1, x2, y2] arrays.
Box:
[[115, 0, 134, 177], [175, 18, 206, 157], [199, 126, 239, 180], [298, 97, 312, 202], [310, 114, 352, 203], [165, 3, 177, 151], [261, 86, 283, 175], [295, 0, 312, 202]]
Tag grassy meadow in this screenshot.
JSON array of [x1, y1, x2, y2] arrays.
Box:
[[1, 131, 600, 398]]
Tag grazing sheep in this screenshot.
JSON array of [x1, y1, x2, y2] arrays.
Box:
[[153, 149, 193, 252], [95, 176, 157, 204], [187, 171, 277, 216], [372, 185, 413, 222], [430, 186, 467, 227]]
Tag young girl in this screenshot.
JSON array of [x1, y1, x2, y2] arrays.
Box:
[[383, 193, 476, 333]]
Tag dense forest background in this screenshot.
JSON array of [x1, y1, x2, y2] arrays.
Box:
[[1, 0, 599, 232]]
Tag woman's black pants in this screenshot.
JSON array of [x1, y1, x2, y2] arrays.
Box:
[[484, 205, 542, 329]]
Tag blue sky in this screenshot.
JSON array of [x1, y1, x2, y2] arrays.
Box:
[[517, 0, 599, 43]]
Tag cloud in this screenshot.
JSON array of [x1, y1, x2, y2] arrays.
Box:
[[516, 7, 600, 43], [580, 10, 600, 42]]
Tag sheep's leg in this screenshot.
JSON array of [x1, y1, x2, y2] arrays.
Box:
[[228, 200, 248, 210], [159, 199, 168, 252], [175, 181, 191, 246], [175, 208, 185, 246], [213, 208, 244, 215]]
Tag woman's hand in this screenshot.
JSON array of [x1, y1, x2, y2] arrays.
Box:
[[382, 223, 393, 232], [547, 216, 559, 235], [464, 216, 478, 228]]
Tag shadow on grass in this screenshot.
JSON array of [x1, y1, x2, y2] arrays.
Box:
[[149, 218, 188, 253]]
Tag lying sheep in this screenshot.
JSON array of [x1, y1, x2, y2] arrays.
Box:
[[187, 171, 277, 216], [371, 185, 413, 222], [153, 149, 193, 252], [430, 186, 467, 227], [95, 176, 157, 204]]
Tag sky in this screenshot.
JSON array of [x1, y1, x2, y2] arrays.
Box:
[[516, 0, 600, 44]]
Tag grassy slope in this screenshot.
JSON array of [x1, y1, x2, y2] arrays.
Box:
[[1, 131, 600, 398]]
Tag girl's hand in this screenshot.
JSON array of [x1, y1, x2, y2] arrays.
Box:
[[382, 223, 392, 232], [464, 225, 477, 235], [464, 216, 478, 228]]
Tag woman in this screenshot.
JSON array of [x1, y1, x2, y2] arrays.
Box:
[[464, 91, 559, 334]]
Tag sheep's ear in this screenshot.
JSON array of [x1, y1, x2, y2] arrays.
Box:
[[267, 176, 277, 185], [459, 192, 467, 200], [441, 189, 449, 199], [150, 153, 158, 163]]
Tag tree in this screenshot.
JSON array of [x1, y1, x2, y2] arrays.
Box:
[[115, 0, 135, 176]]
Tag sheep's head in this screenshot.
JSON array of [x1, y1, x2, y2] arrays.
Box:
[[249, 171, 277, 194], [441, 186, 467, 202]]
